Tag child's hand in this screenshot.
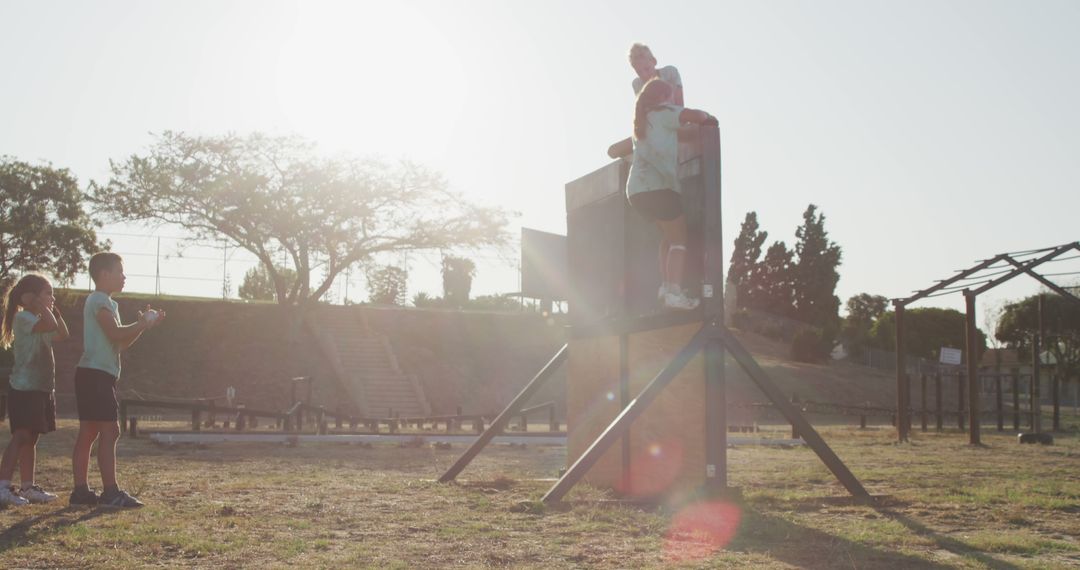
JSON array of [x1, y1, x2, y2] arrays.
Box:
[[139, 305, 164, 329]]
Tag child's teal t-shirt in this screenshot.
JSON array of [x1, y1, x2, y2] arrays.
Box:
[[9, 310, 56, 392], [78, 291, 121, 377], [627, 104, 683, 198]]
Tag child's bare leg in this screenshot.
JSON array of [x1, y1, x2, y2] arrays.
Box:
[[0, 430, 31, 483], [17, 432, 40, 487], [72, 421, 101, 487], [97, 421, 121, 489], [656, 216, 688, 286]]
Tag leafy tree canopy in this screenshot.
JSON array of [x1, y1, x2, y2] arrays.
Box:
[[239, 264, 297, 302], [92, 132, 510, 305], [441, 255, 476, 307], [871, 307, 986, 362], [996, 293, 1080, 380], [0, 157, 102, 284], [368, 265, 408, 306]]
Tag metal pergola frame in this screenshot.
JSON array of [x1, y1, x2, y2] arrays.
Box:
[[892, 242, 1080, 444], [440, 125, 868, 502]]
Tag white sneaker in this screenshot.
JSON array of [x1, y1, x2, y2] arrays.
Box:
[[0, 486, 29, 506], [658, 283, 671, 301], [19, 485, 58, 504], [664, 289, 700, 311]]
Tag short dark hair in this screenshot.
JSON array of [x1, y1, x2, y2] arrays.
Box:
[[88, 252, 123, 283]]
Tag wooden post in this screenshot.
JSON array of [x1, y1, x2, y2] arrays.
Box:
[[920, 374, 928, 431], [1052, 372, 1060, 432], [995, 374, 1004, 431], [237, 413, 246, 431], [335, 407, 343, 430], [518, 412, 527, 432], [895, 303, 909, 442], [1012, 368, 1021, 430], [192, 409, 201, 432], [206, 399, 215, 429], [1032, 295, 1043, 432], [957, 371, 965, 430], [549, 405, 558, 432], [935, 374, 943, 431], [119, 401, 128, 434], [129, 416, 138, 438], [964, 291, 980, 445]]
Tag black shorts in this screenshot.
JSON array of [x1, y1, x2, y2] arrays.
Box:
[[74, 367, 119, 422], [8, 389, 57, 434], [628, 189, 683, 222]]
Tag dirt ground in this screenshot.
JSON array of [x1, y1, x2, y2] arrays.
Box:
[[0, 421, 1076, 569]]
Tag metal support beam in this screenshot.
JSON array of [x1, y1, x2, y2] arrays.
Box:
[[717, 327, 869, 498], [439, 344, 568, 483]]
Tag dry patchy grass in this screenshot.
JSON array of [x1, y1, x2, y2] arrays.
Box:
[[0, 421, 1076, 568]]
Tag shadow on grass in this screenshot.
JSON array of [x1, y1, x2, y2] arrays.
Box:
[[874, 506, 1023, 570], [0, 506, 116, 553], [727, 508, 954, 570]]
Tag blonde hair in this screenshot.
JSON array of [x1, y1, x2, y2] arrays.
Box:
[[633, 78, 674, 141], [628, 43, 653, 62], [0, 274, 51, 349]]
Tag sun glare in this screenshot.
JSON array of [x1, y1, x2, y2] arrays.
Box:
[[273, 3, 466, 159]]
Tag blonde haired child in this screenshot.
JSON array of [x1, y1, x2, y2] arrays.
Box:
[[0, 274, 69, 505]]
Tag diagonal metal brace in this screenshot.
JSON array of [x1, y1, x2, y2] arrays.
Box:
[[718, 326, 869, 498], [542, 324, 712, 503], [438, 344, 568, 483]]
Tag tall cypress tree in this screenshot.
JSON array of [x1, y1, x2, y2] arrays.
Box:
[[728, 212, 767, 309], [758, 240, 795, 317], [792, 204, 842, 332]]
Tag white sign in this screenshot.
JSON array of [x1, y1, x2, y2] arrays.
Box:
[[939, 347, 963, 366]]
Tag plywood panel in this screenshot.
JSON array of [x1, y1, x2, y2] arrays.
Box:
[[566, 321, 706, 500]]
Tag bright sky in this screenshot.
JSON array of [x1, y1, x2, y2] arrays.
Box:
[[1, 0, 1078, 334]]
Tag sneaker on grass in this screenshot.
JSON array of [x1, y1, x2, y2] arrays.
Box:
[[68, 487, 100, 506], [99, 488, 143, 508], [20, 485, 58, 504], [0, 486, 28, 506], [664, 289, 700, 311]]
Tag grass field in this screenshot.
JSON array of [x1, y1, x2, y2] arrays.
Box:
[[0, 420, 1076, 569]]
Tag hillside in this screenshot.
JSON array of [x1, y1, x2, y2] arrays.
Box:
[[36, 291, 920, 421]]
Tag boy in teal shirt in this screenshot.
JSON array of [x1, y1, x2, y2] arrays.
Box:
[[70, 252, 165, 507]]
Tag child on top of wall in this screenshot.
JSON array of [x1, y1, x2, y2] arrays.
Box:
[[0, 274, 70, 505], [70, 252, 165, 508], [626, 78, 716, 310], [629, 43, 684, 104]]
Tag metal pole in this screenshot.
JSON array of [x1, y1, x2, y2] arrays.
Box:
[[155, 236, 161, 296], [964, 291, 980, 445]]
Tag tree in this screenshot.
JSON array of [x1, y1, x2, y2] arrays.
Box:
[[756, 241, 795, 317], [0, 157, 102, 284], [239, 265, 297, 302], [441, 255, 477, 307], [728, 212, 767, 309], [92, 132, 510, 306], [368, 266, 408, 305], [841, 293, 889, 356], [870, 307, 986, 362], [791, 204, 842, 332], [996, 293, 1080, 386]]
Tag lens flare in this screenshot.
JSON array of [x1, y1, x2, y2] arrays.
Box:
[[664, 501, 742, 562]]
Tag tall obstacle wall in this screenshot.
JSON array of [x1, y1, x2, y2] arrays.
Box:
[[564, 135, 712, 499]]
